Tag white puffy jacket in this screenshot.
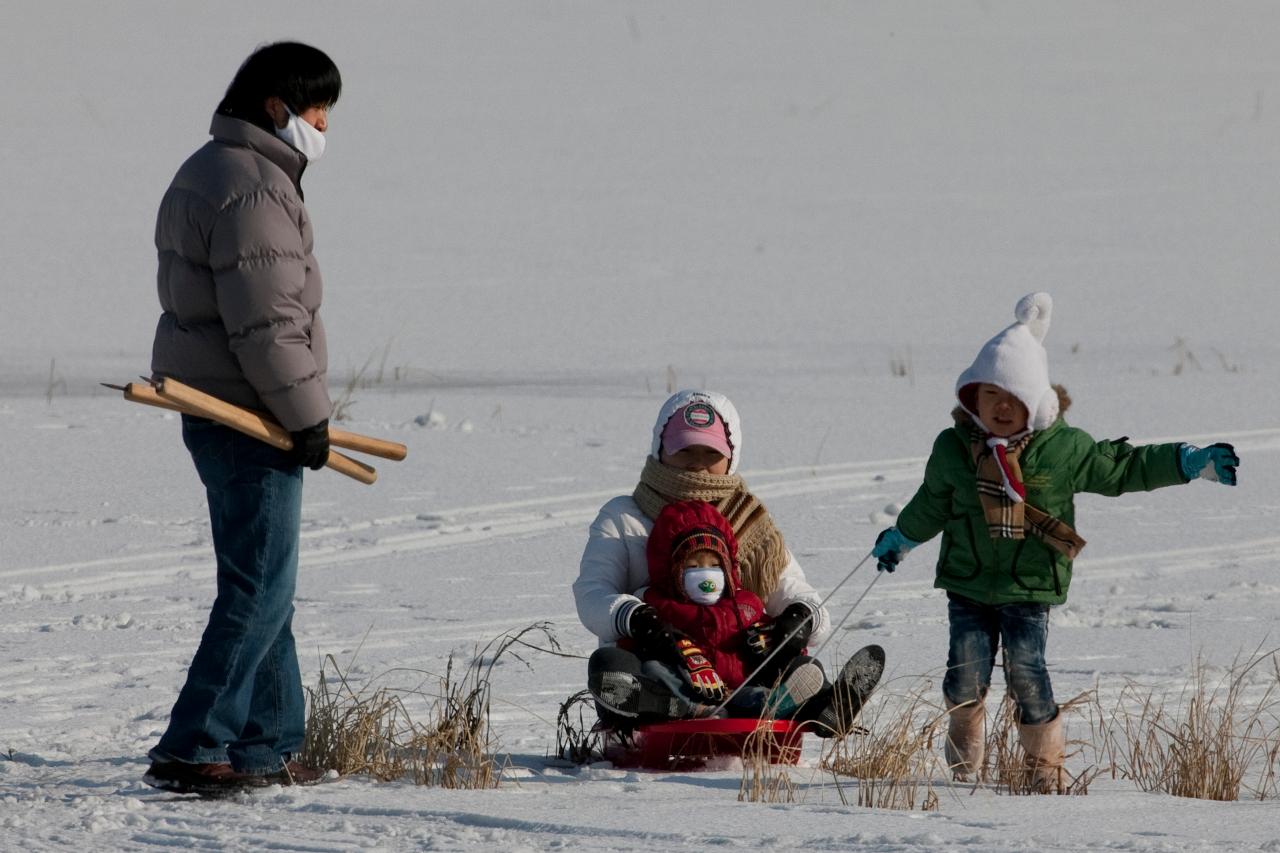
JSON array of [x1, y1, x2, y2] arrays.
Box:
[[572, 389, 830, 645]]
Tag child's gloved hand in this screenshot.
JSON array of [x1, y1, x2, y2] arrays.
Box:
[[1179, 443, 1239, 486], [674, 637, 726, 701], [873, 527, 919, 572], [745, 621, 772, 658]]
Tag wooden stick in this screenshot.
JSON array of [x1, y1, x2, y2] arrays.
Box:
[[122, 383, 186, 413], [126, 380, 378, 485], [328, 425, 407, 462], [121, 382, 407, 461]]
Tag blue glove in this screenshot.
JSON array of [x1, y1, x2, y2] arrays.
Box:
[[872, 527, 919, 573], [1178, 443, 1239, 486]]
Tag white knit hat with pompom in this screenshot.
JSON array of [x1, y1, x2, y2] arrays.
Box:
[[955, 292, 1059, 432]]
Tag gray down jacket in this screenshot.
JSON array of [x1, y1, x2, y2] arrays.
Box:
[[150, 113, 330, 431]]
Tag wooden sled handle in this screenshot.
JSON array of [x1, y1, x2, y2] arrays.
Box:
[[119, 380, 378, 485], [122, 382, 406, 461], [327, 426, 407, 462]]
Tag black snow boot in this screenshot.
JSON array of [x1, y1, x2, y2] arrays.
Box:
[[810, 644, 886, 737]]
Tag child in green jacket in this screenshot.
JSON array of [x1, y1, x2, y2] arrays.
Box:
[[871, 292, 1239, 791]]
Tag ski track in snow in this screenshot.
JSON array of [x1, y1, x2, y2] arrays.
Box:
[[7, 423, 1277, 594]]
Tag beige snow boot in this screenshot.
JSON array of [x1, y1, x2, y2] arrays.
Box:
[[944, 700, 986, 782], [1017, 713, 1066, 794]]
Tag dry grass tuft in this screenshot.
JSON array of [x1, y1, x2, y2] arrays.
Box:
[[301, 622, 560, 787], [556, 689, 607, 765], [822, 680, 943, 811], [1096, 649, 1280, 801], [738, 716, 800, 804], [804, 648, 1280, 807]]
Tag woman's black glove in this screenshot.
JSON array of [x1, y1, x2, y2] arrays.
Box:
[[627, 605, 678, 659], [771, 602, 815, 655], [288, 419, 330, 470]]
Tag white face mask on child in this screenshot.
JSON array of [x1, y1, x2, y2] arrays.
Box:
[[275, 107, 326, 163], [682, 566, 725, 605]]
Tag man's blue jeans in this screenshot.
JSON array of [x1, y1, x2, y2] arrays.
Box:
[[942, 593, 1058, 725], [149, 416, 305, 773]]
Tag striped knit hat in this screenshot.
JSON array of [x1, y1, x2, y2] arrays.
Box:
[[646, 500, 741, 602]]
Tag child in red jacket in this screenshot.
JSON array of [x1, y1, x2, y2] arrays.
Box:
[[631, 500, 826, 718]]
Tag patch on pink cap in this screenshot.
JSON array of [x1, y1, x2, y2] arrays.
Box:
[[661, 403, 733, 459]]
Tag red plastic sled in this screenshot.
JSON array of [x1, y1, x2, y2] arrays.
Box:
[[605, 718, 806, 770]]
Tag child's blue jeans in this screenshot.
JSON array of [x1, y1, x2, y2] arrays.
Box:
[[149, 416, 305, 774], [942, 593, 1058, 725]]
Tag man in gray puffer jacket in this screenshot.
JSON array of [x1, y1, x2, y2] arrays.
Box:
[[151, 79, 330, 432], [144, 41, 340, 797]]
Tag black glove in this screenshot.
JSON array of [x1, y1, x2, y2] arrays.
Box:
[[627, 605, 677, 659], [771, 603, 815, 655], [288, 419, 330, 470]]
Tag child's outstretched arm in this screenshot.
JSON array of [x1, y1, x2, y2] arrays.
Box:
[[1073, 434, 1238, 495]]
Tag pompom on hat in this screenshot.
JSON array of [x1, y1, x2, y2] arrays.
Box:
[[956, 292, 1060, 433]]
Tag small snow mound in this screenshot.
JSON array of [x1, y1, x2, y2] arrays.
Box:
[[1050, 607, 1087, 627], [414, 411, 448, 429], [870, 501, 904, 526]]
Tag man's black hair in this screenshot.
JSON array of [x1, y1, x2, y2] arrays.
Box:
[[217, 42, 341, 131]]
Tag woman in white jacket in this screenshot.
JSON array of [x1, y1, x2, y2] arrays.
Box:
[[573, 390, 883, 732]]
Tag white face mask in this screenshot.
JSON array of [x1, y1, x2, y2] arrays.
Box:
[[275, 107, 326, 163], [682, 566, 726, 605]]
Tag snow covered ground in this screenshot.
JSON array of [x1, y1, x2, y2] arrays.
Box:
[[3, 2, 1279, 850]]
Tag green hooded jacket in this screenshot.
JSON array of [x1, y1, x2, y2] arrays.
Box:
[[895, 415, 1188, 605]]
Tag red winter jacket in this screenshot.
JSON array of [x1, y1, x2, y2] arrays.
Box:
[[642, 501, 768, 688]]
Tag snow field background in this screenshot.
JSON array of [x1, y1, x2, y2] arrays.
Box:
[[3, 2, 1280, 850]]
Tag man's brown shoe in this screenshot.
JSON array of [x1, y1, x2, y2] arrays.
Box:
[[143, 761, 271, 796], [265, 760, 329, 786]]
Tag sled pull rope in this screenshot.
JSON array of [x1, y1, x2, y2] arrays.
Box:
[[706, 549, 876, 718], [808, 568, 882, 663]]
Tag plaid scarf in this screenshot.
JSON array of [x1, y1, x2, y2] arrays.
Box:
[[969, 431, 1087, 560], [633, 456, 789, 600]]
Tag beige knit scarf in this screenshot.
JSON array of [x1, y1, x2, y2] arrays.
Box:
[[633, 456, 789, 600], [969, 430, 1087, 560]]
